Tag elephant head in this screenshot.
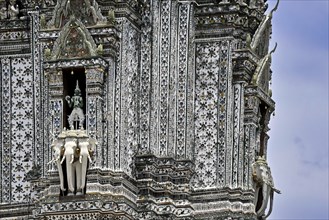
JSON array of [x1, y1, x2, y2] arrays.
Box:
[[49, 139, 65, 191], [76, 138, 91, 195], [61, 138, 78, 195], [76, 137, 96, 195], [252, 156, 281, 219]]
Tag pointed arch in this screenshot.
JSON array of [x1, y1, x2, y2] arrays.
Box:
[[51, 17, 97, 60]]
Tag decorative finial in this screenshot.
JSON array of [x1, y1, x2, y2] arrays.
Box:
[[270, 42, 278, 55], [270, 0, 280, 18], [40, 14, 47, 29], [108, 9, 116, 25], [96, 44, 103, 55], [44, 47, 51, 60], [246, 33, 252, 48], [75, 80, 80, 94]]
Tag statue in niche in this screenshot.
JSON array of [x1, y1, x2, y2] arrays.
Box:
[[8, 0, 19, 19], [66, 80, 85, 130]]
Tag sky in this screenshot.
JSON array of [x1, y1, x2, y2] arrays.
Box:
[[266, 0, 329, 219]]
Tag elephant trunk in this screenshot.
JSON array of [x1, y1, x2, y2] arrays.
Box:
[[70, 154, 74, 163], [79, 154, 88, 192], [264, 189, 274, 219], [66, 155, 75, 193], [56, 159, 65, 191], [257, 184, 271, 218]]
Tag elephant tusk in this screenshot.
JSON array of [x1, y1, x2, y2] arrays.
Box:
[[88, 155, 92, 163], [60, 156, 65, 164], [273, 188, 281, 194], [79, 155, 83, 163], [70, 155, 74, 163]]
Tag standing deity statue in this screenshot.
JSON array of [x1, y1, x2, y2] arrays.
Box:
[[66, 80, 85, 130]]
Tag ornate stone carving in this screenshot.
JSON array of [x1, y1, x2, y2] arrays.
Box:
[[158, 0, 171, 156], [252, 156, 281, 219], [49, 0, 106, 28], [0, 0, 279, 218], [175, 3, 190, 159], [50, 130, 96, 195], [51, 17, 97, 60], [139, 0, 152, 154], [252, 43, 277, 96], [65, 81, 85, 130], [48, 137, 65, 191], [250, 0, 279, 56], [118, 19, 139, 173], [0, 57, 12, 203]]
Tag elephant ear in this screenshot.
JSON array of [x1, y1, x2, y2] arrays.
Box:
[[50, 139, 60, 149]]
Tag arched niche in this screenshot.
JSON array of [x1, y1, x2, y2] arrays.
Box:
[[44, 57, 108, 135]]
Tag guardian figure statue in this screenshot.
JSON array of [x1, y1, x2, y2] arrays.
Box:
[[65, 80, 85, 130]]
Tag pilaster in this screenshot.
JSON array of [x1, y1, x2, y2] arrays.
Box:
[[86, 67, 105, 168]]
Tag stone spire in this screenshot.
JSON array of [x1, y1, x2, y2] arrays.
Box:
[[49, 0, 106, 28]]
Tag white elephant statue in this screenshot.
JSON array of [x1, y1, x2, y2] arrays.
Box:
[[51, 130, 97, 196], [48, 139, 65, 191], [76, 137, 96, 194], [61, 138, 81, 195], [252, 156, 281, 219]]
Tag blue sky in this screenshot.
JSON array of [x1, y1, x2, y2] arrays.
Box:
[[266, 0, 329, 219]]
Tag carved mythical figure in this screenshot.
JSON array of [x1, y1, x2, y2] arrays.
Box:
[[8, 1, 19, 19], [66, 80, 85, 130], [252, 156, 281, 219], [0, 6, 6, 20]]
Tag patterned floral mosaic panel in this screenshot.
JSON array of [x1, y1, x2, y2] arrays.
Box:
[[193, 40, 231, 189], [139, 0, 152, 154], [1, 58, 12, 203], [158, 0, 171, 156], [149, 1, 192, 159], [119, 20, 139, 174], [175, 3, 191, 159], [0, 57, 34, 203]]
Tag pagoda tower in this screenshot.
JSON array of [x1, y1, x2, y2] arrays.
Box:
[[0, 0, 279, 219]]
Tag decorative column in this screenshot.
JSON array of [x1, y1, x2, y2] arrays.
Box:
[[139, 0, 152, 155], [86, 67, 105, 168], [231, 81, 245, 189], [29, 10, 43, 169], [176, 1, 193, 159], [46, 69, 64, 172], [244, 95, 261, 190], [47, 69, 64, 136]]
